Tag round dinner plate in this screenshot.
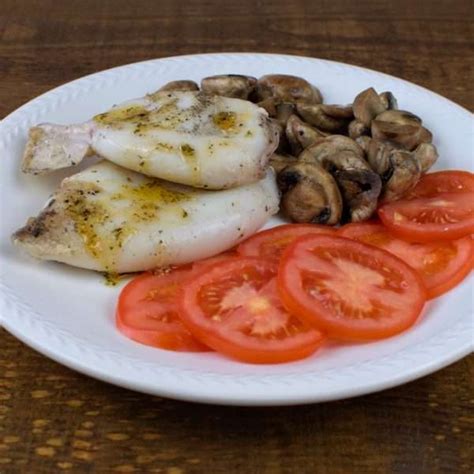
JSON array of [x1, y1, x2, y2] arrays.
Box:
[[0, 53, 472, 406]]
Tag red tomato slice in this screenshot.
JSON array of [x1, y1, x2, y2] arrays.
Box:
[[378, 192, 474, 242], [406, 170, 474, 198], [278, 235, 427, 341], [116, 267, 210, 352], [237, 224, 335, 266], [179, 257, 325, 364], [339, 222, 473, 299], [192, 251, 238, 271]]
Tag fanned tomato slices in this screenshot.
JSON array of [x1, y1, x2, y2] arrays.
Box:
[[278, 235, 427, 341], [237, 224, 335, 265], [378, 192, 474, 242], [339, 222, 473, 299], [179, 257, 325, 364], [116, 268, 210, 352]]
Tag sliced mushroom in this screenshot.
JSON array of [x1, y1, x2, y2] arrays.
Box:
[[257, 74, 323, 104], [322, 104, 354, 119], [278, 162, 342, 224], [379, 91, 398, 110], [335, 169, 382, 222], [296, 103, 352, 133], [300, 140, 381, 221], [375, 110, 422, 126], [257, 101, 297, 154], [268, 119, 289, 154], [299, 135, 365, 164], [348, 119, 369, 139], [371, 110, 424, 150], [257, 98, 278, 116], [413, 143, 438, 173], [353, 88, 387, 127], [355, 135, 372, 154], [371, 122, 420, 151], [285, 115, 327, 155], [275, 102, 296, 126], [419, 126, 433, 144], [158, 80, 199, 92], [365, 139, 397, 180], [383, 150, 421, 201], [256, 98, 294, 124], [200, 74, 257, 99], [269, 153, 298, 174]]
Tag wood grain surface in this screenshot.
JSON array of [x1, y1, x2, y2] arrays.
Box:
[[1, 0, 473, 472]]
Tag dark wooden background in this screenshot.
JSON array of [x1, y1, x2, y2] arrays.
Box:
[[1, 1, 473, 472]]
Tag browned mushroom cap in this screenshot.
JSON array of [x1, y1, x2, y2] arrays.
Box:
[[200, 74, 257, 99], [348, 119, 369, 139], [379, 91, 398, 110], [413, 143, 438, 173], [335, 169, 382, 222], [382, 150, 421, 201], [158, 80, 199, 92], [285, 115, 327, 156], [296, 103, 352, 133], [371, 110, 425, 150], [353, 88, 387, 127], [257, 74, 323, 104], [278, 162, 342, 224], [269, 153, 298, 174]]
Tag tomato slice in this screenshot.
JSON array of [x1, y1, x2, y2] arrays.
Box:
[[339, 222, 473, 299], [405, 170, 474, 199], [278, 235, 426, 341], [237, 224, 335, 266], [179, 257, 325, 364], [192, 251, 238, 271], [116, 267, 210, 352], [378, 192, 474, 242]]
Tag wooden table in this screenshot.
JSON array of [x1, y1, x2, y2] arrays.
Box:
[[1, 1, 473, 472]]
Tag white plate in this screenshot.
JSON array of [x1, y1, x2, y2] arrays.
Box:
[[0, 53, 472, 406]]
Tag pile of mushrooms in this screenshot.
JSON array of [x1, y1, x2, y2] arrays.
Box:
[[158, 75, 438, 225]]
